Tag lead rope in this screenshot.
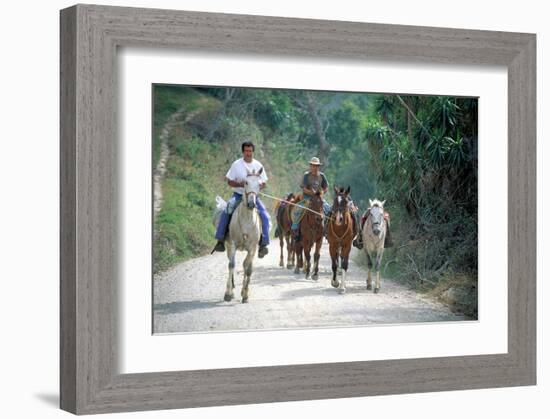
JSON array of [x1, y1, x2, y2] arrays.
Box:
[[258, 191, 333, 220]]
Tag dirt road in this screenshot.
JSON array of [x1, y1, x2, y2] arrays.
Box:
[[153, 241, 464, 334]]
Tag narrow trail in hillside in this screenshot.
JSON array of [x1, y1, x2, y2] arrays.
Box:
[[153, 108, 200, 218], [153, 241, 464, 334]]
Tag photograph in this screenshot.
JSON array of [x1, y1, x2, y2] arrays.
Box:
[[152, 84, 479, 334]]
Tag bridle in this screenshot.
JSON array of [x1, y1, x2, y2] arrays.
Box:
[[367, 206, 385, 233], [244, 189, 257, 208], [329, 194, 353, 243], [244, 172, 261, 209]]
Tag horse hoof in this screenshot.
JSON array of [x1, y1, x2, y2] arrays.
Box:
[[279, 261, 284, 267], [294, 268, 300, 274], [366, 284, 372, 291], [312, 274, 318, 281], [286, 264, 293, 269], [338, 288, 346, 294], [224, 294, 233, 302], [331, 279, 339, 288], [242, 297, 249, 303], [374, 288, 380, 294]]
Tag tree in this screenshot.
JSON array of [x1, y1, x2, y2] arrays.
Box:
[[287, 91, 336, 165]]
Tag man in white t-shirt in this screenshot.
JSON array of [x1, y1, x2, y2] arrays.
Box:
[[212, 140, 270, 258]]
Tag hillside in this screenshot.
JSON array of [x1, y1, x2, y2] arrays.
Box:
[[153, 86, 307, 273]]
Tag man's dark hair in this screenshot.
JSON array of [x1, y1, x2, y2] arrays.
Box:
[[241, 141, 255, 152]]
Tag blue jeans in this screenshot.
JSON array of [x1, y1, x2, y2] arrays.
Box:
[[215, 192, 270, 246]]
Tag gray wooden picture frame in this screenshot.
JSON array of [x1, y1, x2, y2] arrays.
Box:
[[60, 4, 536, 415]]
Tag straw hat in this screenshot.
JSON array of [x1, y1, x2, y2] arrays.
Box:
[[309, 157, 322, 166]]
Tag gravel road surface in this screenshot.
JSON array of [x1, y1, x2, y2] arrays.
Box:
[[153, 241, 464, 334]]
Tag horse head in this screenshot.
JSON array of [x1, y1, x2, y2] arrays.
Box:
[[368, 198, 386, 236], [332, 186, 351, 226], [244, 167, 263, 209]]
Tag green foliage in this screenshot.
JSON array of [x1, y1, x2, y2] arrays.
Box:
[[153, 133, 226, 273], [251, 90, 296, 131], [350, 94, 478, 316], [154, 177, 216, 272], [152, 85, 203, 167], [153, 87, 305, 273]]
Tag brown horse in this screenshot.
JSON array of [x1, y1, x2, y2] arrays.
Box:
[[300, 190, 325, 280], [289, 193, 304, 274], [275, 193, 296, 269], [327, 186, 355, 293]]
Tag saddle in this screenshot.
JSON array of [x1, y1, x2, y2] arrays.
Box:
[[361, 208, 393, 248], [361, 209, 391, 229]]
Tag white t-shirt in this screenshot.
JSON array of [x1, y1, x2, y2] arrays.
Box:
[[225, 158, 268, 195]]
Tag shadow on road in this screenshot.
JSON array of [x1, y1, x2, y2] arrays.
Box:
[[278, 282, 372, 300], [254, 267, 307, 282], [154, 299, 227, 315]]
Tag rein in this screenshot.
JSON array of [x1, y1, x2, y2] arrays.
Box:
[[259, 191, 333, 220], [329, 211, 353, 243]]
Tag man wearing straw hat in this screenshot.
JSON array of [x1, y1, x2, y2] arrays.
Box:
[[290, 157, 332, 241], [291, 156, 368, 249]]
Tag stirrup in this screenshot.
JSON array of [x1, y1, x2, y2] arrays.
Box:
[[211, 241, 225, 254], [258, 245, 269, 258]]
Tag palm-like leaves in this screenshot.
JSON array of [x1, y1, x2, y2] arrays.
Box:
[[373, 95, 396, 126], [431, 97, 460, 130], [362, 94, 476, 219]]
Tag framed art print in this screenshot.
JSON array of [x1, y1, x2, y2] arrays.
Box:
[[60, 4, 536, 414]]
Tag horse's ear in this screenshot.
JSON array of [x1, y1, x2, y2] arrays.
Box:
[[381, 200, 386, 207], [258, 167, 263, 175], [333, 185, 338, 194], [345, 186, 351, 195], [369, 199, 373, 207]]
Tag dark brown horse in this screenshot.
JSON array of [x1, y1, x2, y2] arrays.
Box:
[[300, 190, 325, 280], [327, 186, 355, 293], [275, 193, 296, 269], [289, 193, 304, 274]]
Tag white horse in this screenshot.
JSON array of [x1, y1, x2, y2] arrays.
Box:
[[362, 199, 387, 293], [224, 168, 263, 303]]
